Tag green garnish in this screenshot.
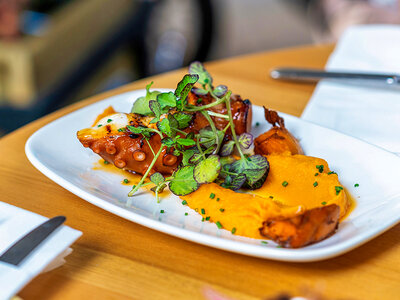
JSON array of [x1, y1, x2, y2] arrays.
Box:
[[117, 128, 126, 132], [103, 160, 109, 165], [216, 221, 223, 229], [216, 198, 220, 202], [107, 119, 112, 123], [316, 165, 324, 173], [123, 179, 129, 184], [269, 195, 273, 199], [201, 208, 206, 215], [282, 181, 288, 187], [206, 216, 210, 221], [321, 201, 327, 205], [219, 208, 225, 212], [314, 173, 319, 176], [201, 217, 205, 222], [182, 200, 187, 205], [328, 171, 336, 175], [255, 122, 260, 127], [231, 227, 236, 234], [261, 241, 268, 245], [313, 181, 318, 187], [160, 210, 165, 213], [126, 62, 270, 206], [354, 183, 359, 187], [276, 245, 283, 248], [185, 213, 188, 216], [97, 124, 102, 127], [335, 186, 343, 195]]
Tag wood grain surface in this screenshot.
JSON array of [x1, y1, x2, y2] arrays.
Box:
[[0, 44, 399, 300]]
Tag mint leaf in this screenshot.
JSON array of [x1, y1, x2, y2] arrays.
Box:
[[173, 112, 193, 129], [238, 133, 253, 149], [169, 166, 199, 196], [150, 172, 165, 186], [175, 74, 199, 109], [189, 62, 213, 87], [149, 100, 161, 120], [193, 155, 221, 184], [131, 82, 160, 115], [157, 92, 177, 111], [213, 85, 227, 97], [220, 140, 235, 156]]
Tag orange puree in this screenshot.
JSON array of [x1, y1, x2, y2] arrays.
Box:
[[252, 154, 348, 219], [181, 153, 348, 240], [181, 183, 304, 239]]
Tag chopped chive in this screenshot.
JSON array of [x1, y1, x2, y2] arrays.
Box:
[[182, 200, 188, 205], [201, 208, 206, 215], [276, 245, 283, 248], [206, 216, 210, 221], [185, 212, 188, 216], [313, 181, 318, 187], [197, 99, 202, 104], [160, 210, 165, 213], [269, 195, 273, 199], [314, 173, 319, 176], [335, 186, 343, 195], [261, 241, 268, 245], [103, 160, 109, 165], [231, 227, 236, 234], [123, 179, 129, 184], [209, 193, 215, 199], [216, 198, 220, 202], [97, 124, 102, 127], [354, 183, 359, 187], [216, 221, 223, 229], [255, 122, 260, 127], [328, 171, 336, 175], [107, 119, 112, 123], [321, 201, 327, 205], [219, 208, 225, 212], [316, 165, 324, 173], [282, 181, 288, 187], [201, 217, 205, 222]]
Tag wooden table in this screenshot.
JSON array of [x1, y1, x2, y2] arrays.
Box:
[[1, 45, 399, 299]]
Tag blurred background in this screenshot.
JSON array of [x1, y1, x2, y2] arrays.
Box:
[[0, 0, 398, 135]]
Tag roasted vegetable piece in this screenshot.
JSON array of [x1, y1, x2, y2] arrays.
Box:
[[259, 204, 340, 248], [254, 107, 303, 155]]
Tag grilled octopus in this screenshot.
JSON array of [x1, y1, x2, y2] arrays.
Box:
[[77, 90, 252, 176]]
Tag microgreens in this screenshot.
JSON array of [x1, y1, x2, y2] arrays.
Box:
[[126, 62, 270, 204]]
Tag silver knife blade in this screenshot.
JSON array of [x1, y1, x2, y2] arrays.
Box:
[[0, 216, 66, 266], [270, 68, 400, 85]]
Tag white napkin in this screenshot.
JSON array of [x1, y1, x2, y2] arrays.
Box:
[[302, 25, 400, 155], [0, 202, 81, 300]]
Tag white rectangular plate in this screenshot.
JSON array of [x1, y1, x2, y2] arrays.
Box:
[[25, 89, 400, 262]]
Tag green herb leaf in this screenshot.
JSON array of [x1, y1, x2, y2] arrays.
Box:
[[238, 133, 253, 149], [242, 171, 268, 190], [150, 172, 165, 186], [213, 85, 227, 97], [156, 92, 177, 111], [161, 137, 175, 147], [194, 155, 221, 184], [157, 118, 173, 137], [176, 138, 196, 146], [182, 148, 198, 166], [230, 155, 269, 185], [192, 87, 208, 95], [188, 62, 213, 87], [220, 140, 235, 156], [173, 112, 193, 129], [149, 100, 161, 120], [131, 82, 160, 115], [222, 173, 247, 190], [127, 125, 152, 138], [175, 74, 199, 109], [199, 127, 224, 148], [169, 166, 199, 196]]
